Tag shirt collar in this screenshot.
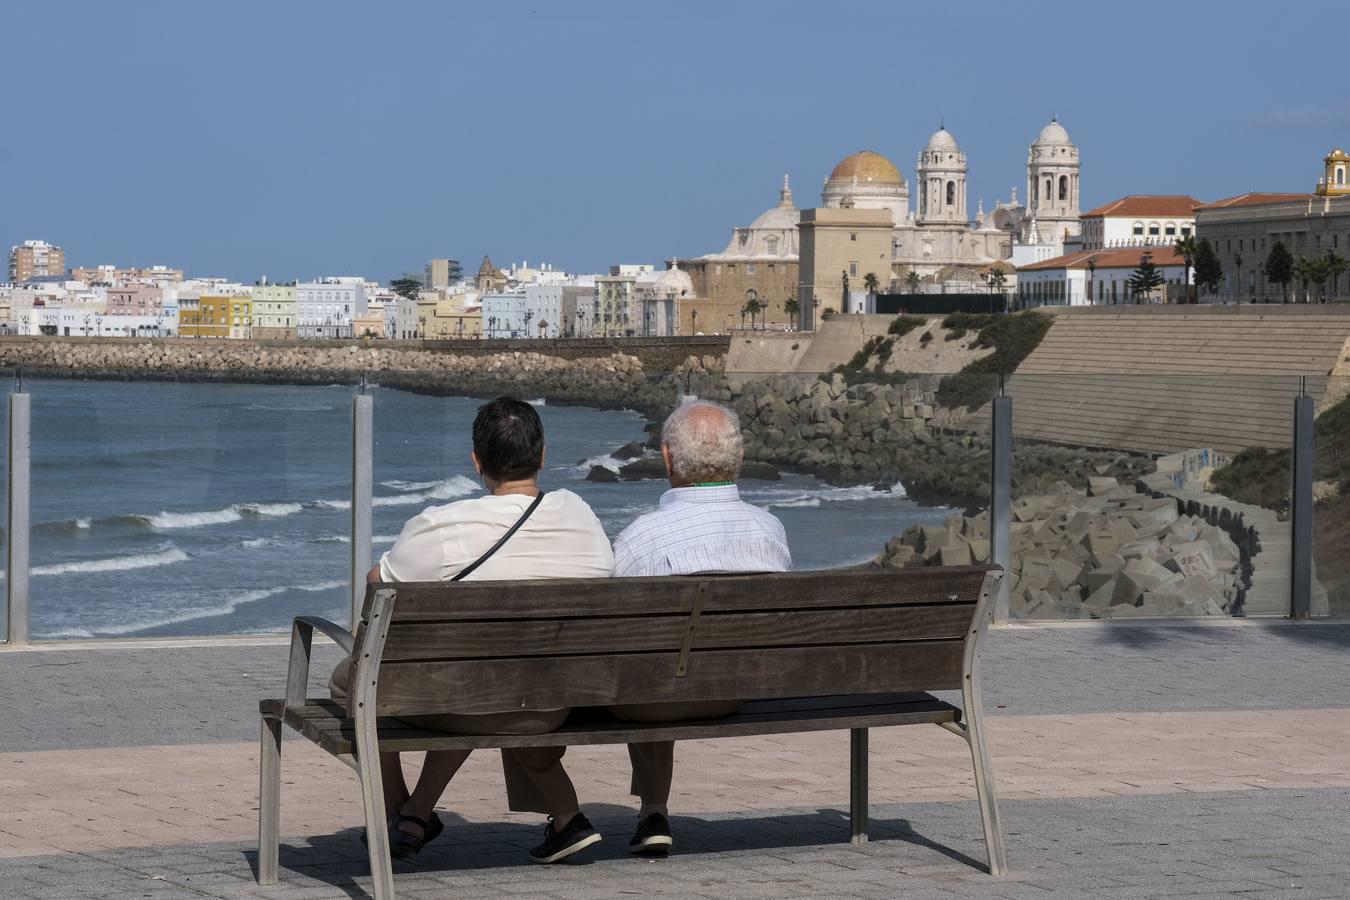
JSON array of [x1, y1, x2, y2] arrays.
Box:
[[660, 483, 742, 506]]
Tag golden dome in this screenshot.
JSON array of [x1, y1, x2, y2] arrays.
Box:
[[828, 150, 902, 185]]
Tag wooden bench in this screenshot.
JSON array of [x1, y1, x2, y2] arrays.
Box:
[[257, 565, 1007, 899]]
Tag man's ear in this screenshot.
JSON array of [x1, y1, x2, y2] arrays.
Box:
[[661, 444, 674, 473], [470, 450, 483, 476], [540, 445, 547, 470]]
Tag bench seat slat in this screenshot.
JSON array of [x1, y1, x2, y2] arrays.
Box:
[[375, 640, 965, 716], [261, 693, 961, 755], [379, 567, 992, 622], [380, 604, 975, 661]]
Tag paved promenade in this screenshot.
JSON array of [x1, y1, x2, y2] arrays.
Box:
[[2, 622, 1348, 898]]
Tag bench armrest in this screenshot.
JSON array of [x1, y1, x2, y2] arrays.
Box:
[[284, 616, 355, 707], [294, 616, 355, 654]]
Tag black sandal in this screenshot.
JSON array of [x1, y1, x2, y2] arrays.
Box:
[[389, 811, 444, 859]]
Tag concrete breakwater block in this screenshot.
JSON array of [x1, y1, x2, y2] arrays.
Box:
[[874, 474, 1247, 620]]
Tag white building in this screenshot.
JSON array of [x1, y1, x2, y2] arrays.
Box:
[[1079, 196, 1201, 250], [1017, 245, 1191, 307], [296, 277, 366, 339], [481, 291, 528, 338], [522, 283, 565, 338]]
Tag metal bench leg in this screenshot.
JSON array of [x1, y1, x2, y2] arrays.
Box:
[[964, 703, 1008, 876], [850, 727, 868, 845], [257, 715, 283, 885]]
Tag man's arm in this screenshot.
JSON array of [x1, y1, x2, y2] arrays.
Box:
[[367, 564, 382, 584]]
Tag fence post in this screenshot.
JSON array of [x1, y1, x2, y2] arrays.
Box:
[[990, 381, 1012, 624], [1290, 389, 1314, 620], [7, 391, 31, 645], [350, 388, 373, 629]]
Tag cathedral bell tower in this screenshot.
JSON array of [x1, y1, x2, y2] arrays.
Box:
[[1026, 116, 1081, 242], [916, 125, 968, 230]]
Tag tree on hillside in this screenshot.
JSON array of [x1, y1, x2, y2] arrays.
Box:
[[1194, 238, 1223, 300], [1174, 235, 1198, 304], [1264, 240, 1294, 303], [390, 278, 423, 302], [783, 296, 800, 329], [905, 270, 922, 294], [1127, 252, 1166, 303]]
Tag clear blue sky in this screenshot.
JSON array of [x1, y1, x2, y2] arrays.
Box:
[[3, 1, 1346, 282]]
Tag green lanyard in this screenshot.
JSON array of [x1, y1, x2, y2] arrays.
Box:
[[692, 481, 734, 488]]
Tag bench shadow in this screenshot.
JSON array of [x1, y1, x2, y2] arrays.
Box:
[[246, 803, 986, 895]]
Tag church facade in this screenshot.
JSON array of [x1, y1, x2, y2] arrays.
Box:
[[673, 118, 1082, 331]]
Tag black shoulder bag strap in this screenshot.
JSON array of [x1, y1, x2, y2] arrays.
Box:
[[451, 491, 546, 582]]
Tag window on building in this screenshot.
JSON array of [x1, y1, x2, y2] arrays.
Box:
[[1058, 175, 1068, 201], [946, 181, 955, 205], [1045, 178, 1052, 201], [1133, 223, 1144, 236], [849, 262, 858, 277], [1181, 225, 1192, 237], [1165, 224, 1176, 237], [765, 236, 778, 255], [746, 264, 757, 274], [849, 233, 857, 242], [1148, 224, 1160, 237]]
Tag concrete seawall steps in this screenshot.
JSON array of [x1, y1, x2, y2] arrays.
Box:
[[987, 307, 1350, 455]]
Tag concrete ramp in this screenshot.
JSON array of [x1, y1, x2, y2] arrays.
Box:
[[1000, 307, 1350, 455]]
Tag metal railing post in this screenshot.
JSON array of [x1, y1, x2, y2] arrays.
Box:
[[990, 380, 1013, 624], [7, 390, 31, 645], [1290, 384, 1314, 620], [350, 385, 373, 629]]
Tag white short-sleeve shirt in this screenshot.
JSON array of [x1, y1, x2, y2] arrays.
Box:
[[378, 488, 614, 583]]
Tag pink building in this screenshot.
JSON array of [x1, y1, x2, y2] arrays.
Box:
[[106, 285, 163, 315]]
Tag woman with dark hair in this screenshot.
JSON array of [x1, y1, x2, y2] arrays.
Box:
[[329, 396, 613, 863]]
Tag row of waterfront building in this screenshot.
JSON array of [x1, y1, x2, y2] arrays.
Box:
[[7, 124, 1350, 338]]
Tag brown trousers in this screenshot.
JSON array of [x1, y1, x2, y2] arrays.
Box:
[[610, 701, 741, 805], [328, 658, 571, 814]]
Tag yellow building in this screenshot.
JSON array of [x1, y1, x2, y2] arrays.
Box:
[[180, 295, 251, 338]]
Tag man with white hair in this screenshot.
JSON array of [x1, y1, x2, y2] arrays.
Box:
[[610, 399, 792, 854]]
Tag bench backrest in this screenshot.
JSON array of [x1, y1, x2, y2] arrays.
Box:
[[354, 565, 1002, 718]]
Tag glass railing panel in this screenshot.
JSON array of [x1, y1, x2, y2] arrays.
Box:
[[28, 376, 355, 639], [1005, 374, 1301, 620], [0, 370, 11, 639], [1313, 376, 1348, 616]]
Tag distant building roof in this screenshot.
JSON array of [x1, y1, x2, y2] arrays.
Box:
[[1081, 195, 1204, 218], [1195, 192, 1317, 210], [1018, 245, 1186, 272]]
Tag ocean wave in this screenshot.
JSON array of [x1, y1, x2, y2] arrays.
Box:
[[371, 476, 478, 508], [527, 398, 546, 407], [243, 403, 337, 412], [241, 537, 274, 550], [373, 534, 399, 544], [573, 454, 622, 474], [310, 534, 350, 544], [309, 499, 351, 510], [32, 546, 189, 577], [139, 507, 243, 529], [42, 579, 346, 638], [744, 481, 908, 511], [238, 502, 304, 518], [380, 479, 439, 492]]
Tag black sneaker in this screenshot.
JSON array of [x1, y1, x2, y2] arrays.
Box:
[[628, 813, 673, 856], [529, 813, 602, 864]]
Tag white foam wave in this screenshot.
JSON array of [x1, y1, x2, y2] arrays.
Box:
[[310, 534, 350, 544], [574, 454, 622, 474], [32, 546, 189, 577], [141, 507, 243, 529], [43, 579, 346, 638], [745, 481, 908, 511], [527, 398, 546, 407], [371, 476, 478, 508], [241, 538, 274, 550], [239, 502, 303, 518], [310, 499, 352, 510], [373, 534, 399, 544], [74, 518, 92, 530], [380, 480, 439, 492]]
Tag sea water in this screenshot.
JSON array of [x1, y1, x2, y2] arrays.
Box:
[[14, 378, 954, 639]]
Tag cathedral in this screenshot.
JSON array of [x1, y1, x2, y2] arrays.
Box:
[[673, 118, 1081, 331]]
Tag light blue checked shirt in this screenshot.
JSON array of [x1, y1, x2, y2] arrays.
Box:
[[612, 483, 792, 577]]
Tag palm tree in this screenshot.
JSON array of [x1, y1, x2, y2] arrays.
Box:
[[1086, 257, 1097, 304], [1327, 251, 1348, 302], [783, 297, 799, 330], [863, 272, 880, 295], [1294, 256, 1316, 303], [1174, 235, 1198, 304], [905, 271, 922, 294]]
